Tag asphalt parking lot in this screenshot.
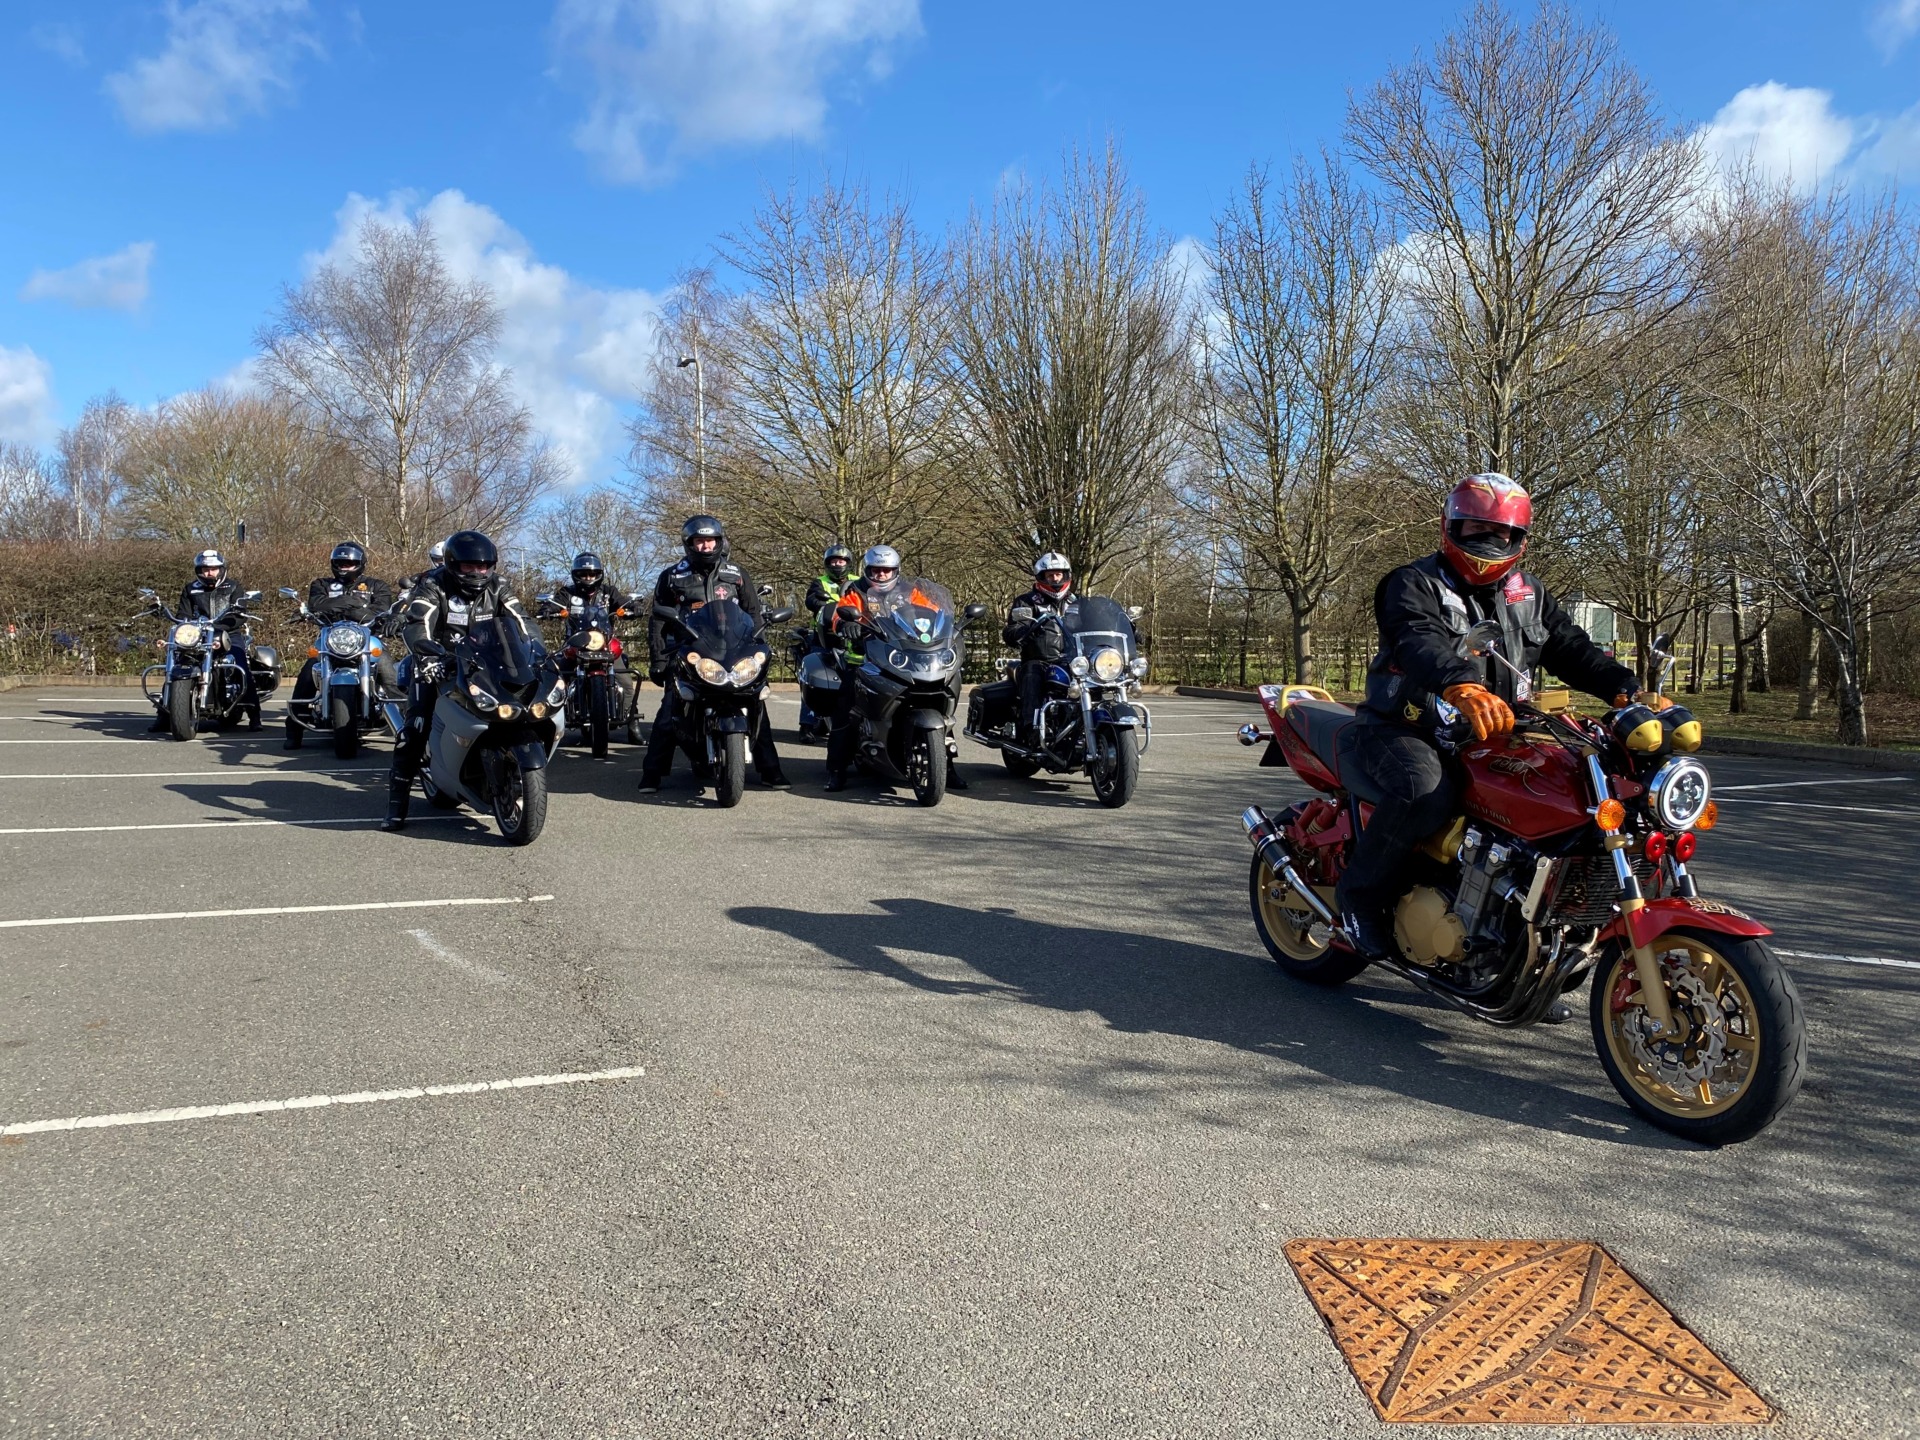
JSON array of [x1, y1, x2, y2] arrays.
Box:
[[3, 686, 1916, 1438]]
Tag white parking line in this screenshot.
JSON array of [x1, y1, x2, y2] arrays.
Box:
[[0, 815, 462, 835], [1778, 949, 1920, 972], [1719, 777, 1913, 791], [0, 895, 555, 930], [1, 1064, 646, 1137], [0, 768, 386, 781], [1715, 798, 1916, 815], [30, 697, 144, 704], [0, 738, 159, 744]]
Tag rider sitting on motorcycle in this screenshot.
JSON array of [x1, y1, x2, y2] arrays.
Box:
[[799, 544, 856, 731], [551, 550, 639, 728], [1003, 552, 1078, 748], [150, 549, 263, 731], [823, 546, 968, 795], [1337, 473, 1661, 960], [638, 515, 788, 794], [382, 531, 534, 831], [284, 542, 397, 749]]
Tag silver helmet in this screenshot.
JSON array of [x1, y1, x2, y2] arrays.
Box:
[[192, 549, 227, 583], [863, 545, 901, 594], [1033, 551, 1072, 598], [428, 539, 447, 566]]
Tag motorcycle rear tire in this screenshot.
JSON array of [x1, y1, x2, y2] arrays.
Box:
[[1589, 928, 1806, 1146], [1001, 751, 1041, 779], [166, 679, 195, 741], [1248, 854, 1365, 985], [493, 753, 548, 844], [330, 694, 360, 760], [714, 730, 747, 808], [909, 734, 947, 807], [1089, 726, 1139, 808], [588, 674, 610, 758]]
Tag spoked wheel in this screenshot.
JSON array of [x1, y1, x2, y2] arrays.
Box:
[[587, 674, 611, 757], [491, 753, 548, 844], [166, 679, 196, 741], [1591, 928, 1806, 1146], [330, 693, 361, 760], [1089, 725, 1139, 808], [1001, 751, 1041, 779], [908, 734, 947, 807], [713, 730, 747, 808], [1247, 854, 1366, 985]]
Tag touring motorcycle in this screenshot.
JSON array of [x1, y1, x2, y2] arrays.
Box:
[[416, 616, 566, 845], [964, 595, 1151, 806], [653, 596, 794, 807], [537, 594, 641, 755], [835, 580, 988, 806], [136, 586, 281, 740], [278, 588, 406, 759], [1235, 621, 1805, 1145]]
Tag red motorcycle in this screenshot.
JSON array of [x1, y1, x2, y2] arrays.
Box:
[[1237, 622, 1805, 1145]]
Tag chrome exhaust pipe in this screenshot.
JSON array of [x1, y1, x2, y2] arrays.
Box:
[[1240, 806, 1338, 928]]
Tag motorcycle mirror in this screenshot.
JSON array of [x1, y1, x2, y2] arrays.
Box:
[[758, 583, 774, 597], [135, 587, 157, 600], [536, 593, 554, 604], [963, 603, 989, 621], [1126, 606, 1143, 622], [1458, 619, 1503, 659], [241, 590, 263, 604], [277, 587, 299, 599], [1651, 632, 1675, 656], [765, 606, 796, 626]]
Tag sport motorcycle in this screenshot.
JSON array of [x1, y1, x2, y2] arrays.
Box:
[[278, 588, 405, 759], [1235, 621, 1805, 1145], [136, 586, 281, 740], [964, 595, 1152, 806], [653, 597, 794, 807]]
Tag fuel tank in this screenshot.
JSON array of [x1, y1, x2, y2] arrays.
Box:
[[1456, 732, 1592, 842]]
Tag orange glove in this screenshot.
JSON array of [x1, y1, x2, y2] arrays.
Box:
[[1612, 690, 1674, 711], [1443, 683, 1514, 742]]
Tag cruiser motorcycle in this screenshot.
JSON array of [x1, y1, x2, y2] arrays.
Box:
[[417, 616, 566, 845], [965, 595, 1151, 806], [1236, 622, 1805, 1145], [537, 594, 641, 755], [136, 587, 281, 740], [278, 588, 405, 759], [837, 580, 988, 807], [653, 597, 793, 807]]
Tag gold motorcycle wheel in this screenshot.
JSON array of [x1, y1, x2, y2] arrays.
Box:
[[1590, 928, 1806, 1146], [1247, 855, 1365, 985]]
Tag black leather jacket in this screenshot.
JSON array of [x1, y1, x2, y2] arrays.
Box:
[[648, 557, 761, 663], [1004, 588, 1077, 660], [554, 580, 635, 618], [307, 575, 395, 623], [401, 573, 532, 657], [1362, 554, 1635, 729], [176, 578, 248, 627]]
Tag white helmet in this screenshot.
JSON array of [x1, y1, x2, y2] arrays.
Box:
[[428, 539, 447, 566], [1033, 551, 1072, 597], [193, 549, 227, 583], [863, 545, 901, 594]]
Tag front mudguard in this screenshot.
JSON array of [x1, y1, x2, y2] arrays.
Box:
[[1600, 897, 1773, 950], [904, 707, 949, 731], [708, 712, 751, 734]]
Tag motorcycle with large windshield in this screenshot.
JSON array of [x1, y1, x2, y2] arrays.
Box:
[[417, 616, 566, 845], [792, 623, 836, 742], [136, 586, 281, 741], [278, 588, 405, 759], [837, 580, 988, 807], [1235, 622, 1804, 1145], [652, 597, 794, 807], [964, 595, 1152, 806], [536, 593, 640, 756]]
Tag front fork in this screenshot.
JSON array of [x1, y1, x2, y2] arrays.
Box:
[[1591, 755, 1681, 1039]]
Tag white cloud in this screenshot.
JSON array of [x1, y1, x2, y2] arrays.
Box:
[[1871, 0, 1920, 58], [551, 0, 921, 184], [1697, 83, 1855, 192], [106, 0, 319, 133], [30, 22, 86, 66], [20, 242, 156, 312], [0, 346, 58, 448], [316, 191, 661, 486]]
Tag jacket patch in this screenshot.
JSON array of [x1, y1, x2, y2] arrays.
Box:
[[1502, 574, 1536, 603]]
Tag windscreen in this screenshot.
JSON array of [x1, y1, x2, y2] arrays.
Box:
[[684, 598, 759, 665], [867, 578, 954, 650], [1063, 596, 1136, 661], [469, 615, 539, 692]]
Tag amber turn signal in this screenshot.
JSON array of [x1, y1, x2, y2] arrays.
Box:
[[1696, 800, 1719, 831], [1595, 798, 1626, 831]]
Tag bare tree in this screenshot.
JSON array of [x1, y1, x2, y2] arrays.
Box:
[[948, 143, 1193, 587], [53, 394, 134, 539], [1348, 1, 1699, 494], [0, 443, 64, 540], [256, 215, 549, 551], [1198, 155, 1398, 682], [529, 486, 656, 589]]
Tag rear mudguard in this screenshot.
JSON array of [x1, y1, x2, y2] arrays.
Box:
[[1600, 897, 1773, 950]]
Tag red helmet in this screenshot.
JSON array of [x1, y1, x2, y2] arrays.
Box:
[[1441, 473, 1532, 586]]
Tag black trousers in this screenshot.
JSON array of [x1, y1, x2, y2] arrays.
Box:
[[1017, 661, 1049, 741], [390, 679, 440, 783], [825, 667, 861, 775], [1336, 720, 1456, 912], [646, 686, 783, 781]]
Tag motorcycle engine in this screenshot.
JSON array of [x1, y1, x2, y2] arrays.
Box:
[[1394, 886, 1466, 964]]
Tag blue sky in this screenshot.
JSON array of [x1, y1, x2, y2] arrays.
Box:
[[2, 0, 1916, 488]]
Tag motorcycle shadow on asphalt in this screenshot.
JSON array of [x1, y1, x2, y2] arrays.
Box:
[[163, 778, 492, 840], [727, 895, 1693, 1147]]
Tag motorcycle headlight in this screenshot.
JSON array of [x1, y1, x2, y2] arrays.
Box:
[[1069, 655, 1090, 678], [545, 678, 569, 706], [888, 648, 910, 670], [693, 656, 730, 686], [1090, 647, 1125, 683], [1647, 757, 1713, 831], [172, 622, 202, 646], [583, 631, 607, 652], [468, 682, 500, 710], [730, 653, 767, 684], [1128, 656, 1149, 678], [325, 627, 368, 658]]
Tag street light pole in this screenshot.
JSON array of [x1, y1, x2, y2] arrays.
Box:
[[678, 349, 706, 512]]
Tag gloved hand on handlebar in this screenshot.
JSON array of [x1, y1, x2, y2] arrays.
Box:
[[417, 659, 446, 685], [1613, 689, 1674, 711], [1442, 683, 1515, 742]]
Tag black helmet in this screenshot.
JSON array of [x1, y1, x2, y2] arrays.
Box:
[[443, 530, 498, 598], [192, 549, 227, 584], [330, 541, 366, 582], [824, 543, 854, 575], [683, 514, 724, 571], [571, 551, 604, 588]]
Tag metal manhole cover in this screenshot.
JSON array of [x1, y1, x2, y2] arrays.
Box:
[[1283, 1239, 1773, 1426]]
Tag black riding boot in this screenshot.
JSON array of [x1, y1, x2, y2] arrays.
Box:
[[283, 716, 303, 750], [381, 777, 412, 832]]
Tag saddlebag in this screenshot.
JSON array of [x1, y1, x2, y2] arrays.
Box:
[[968, 679, 1017, 733], [249, 644, 283, 694]]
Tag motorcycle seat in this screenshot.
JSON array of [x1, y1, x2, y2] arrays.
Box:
[[1285, 699, 1385, 806]]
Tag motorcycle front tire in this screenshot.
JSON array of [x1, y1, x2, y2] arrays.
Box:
[[330, 693, 361, 760], [166, 678, 196, 741], [714, 730, 747, 808], [1089, 726, 1139, 808], [492, 753, 548, 845], [588, 674, 611, 758], [910, 733, 947, 807]]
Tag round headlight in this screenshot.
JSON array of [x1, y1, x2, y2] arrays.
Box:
[[1129, 656, 1149, 678], [888, 649, 910, 670], [1648, 757, 1713, 831], [172, 622, 202, 645], [1069, 655, 1091, 678], [694, 656, 730, 685], [326, 627, 367, 658], [584, 631, 607, 651], [1090, 647, 1125, 683], [730, 653, 767, 684], [937, 648, 956, 667]]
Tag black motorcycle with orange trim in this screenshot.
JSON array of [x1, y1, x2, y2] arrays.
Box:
[[1236, 624, 1805, 1145]]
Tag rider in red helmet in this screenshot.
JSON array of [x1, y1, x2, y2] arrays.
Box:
[[1335, 474, 1653, 968]]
